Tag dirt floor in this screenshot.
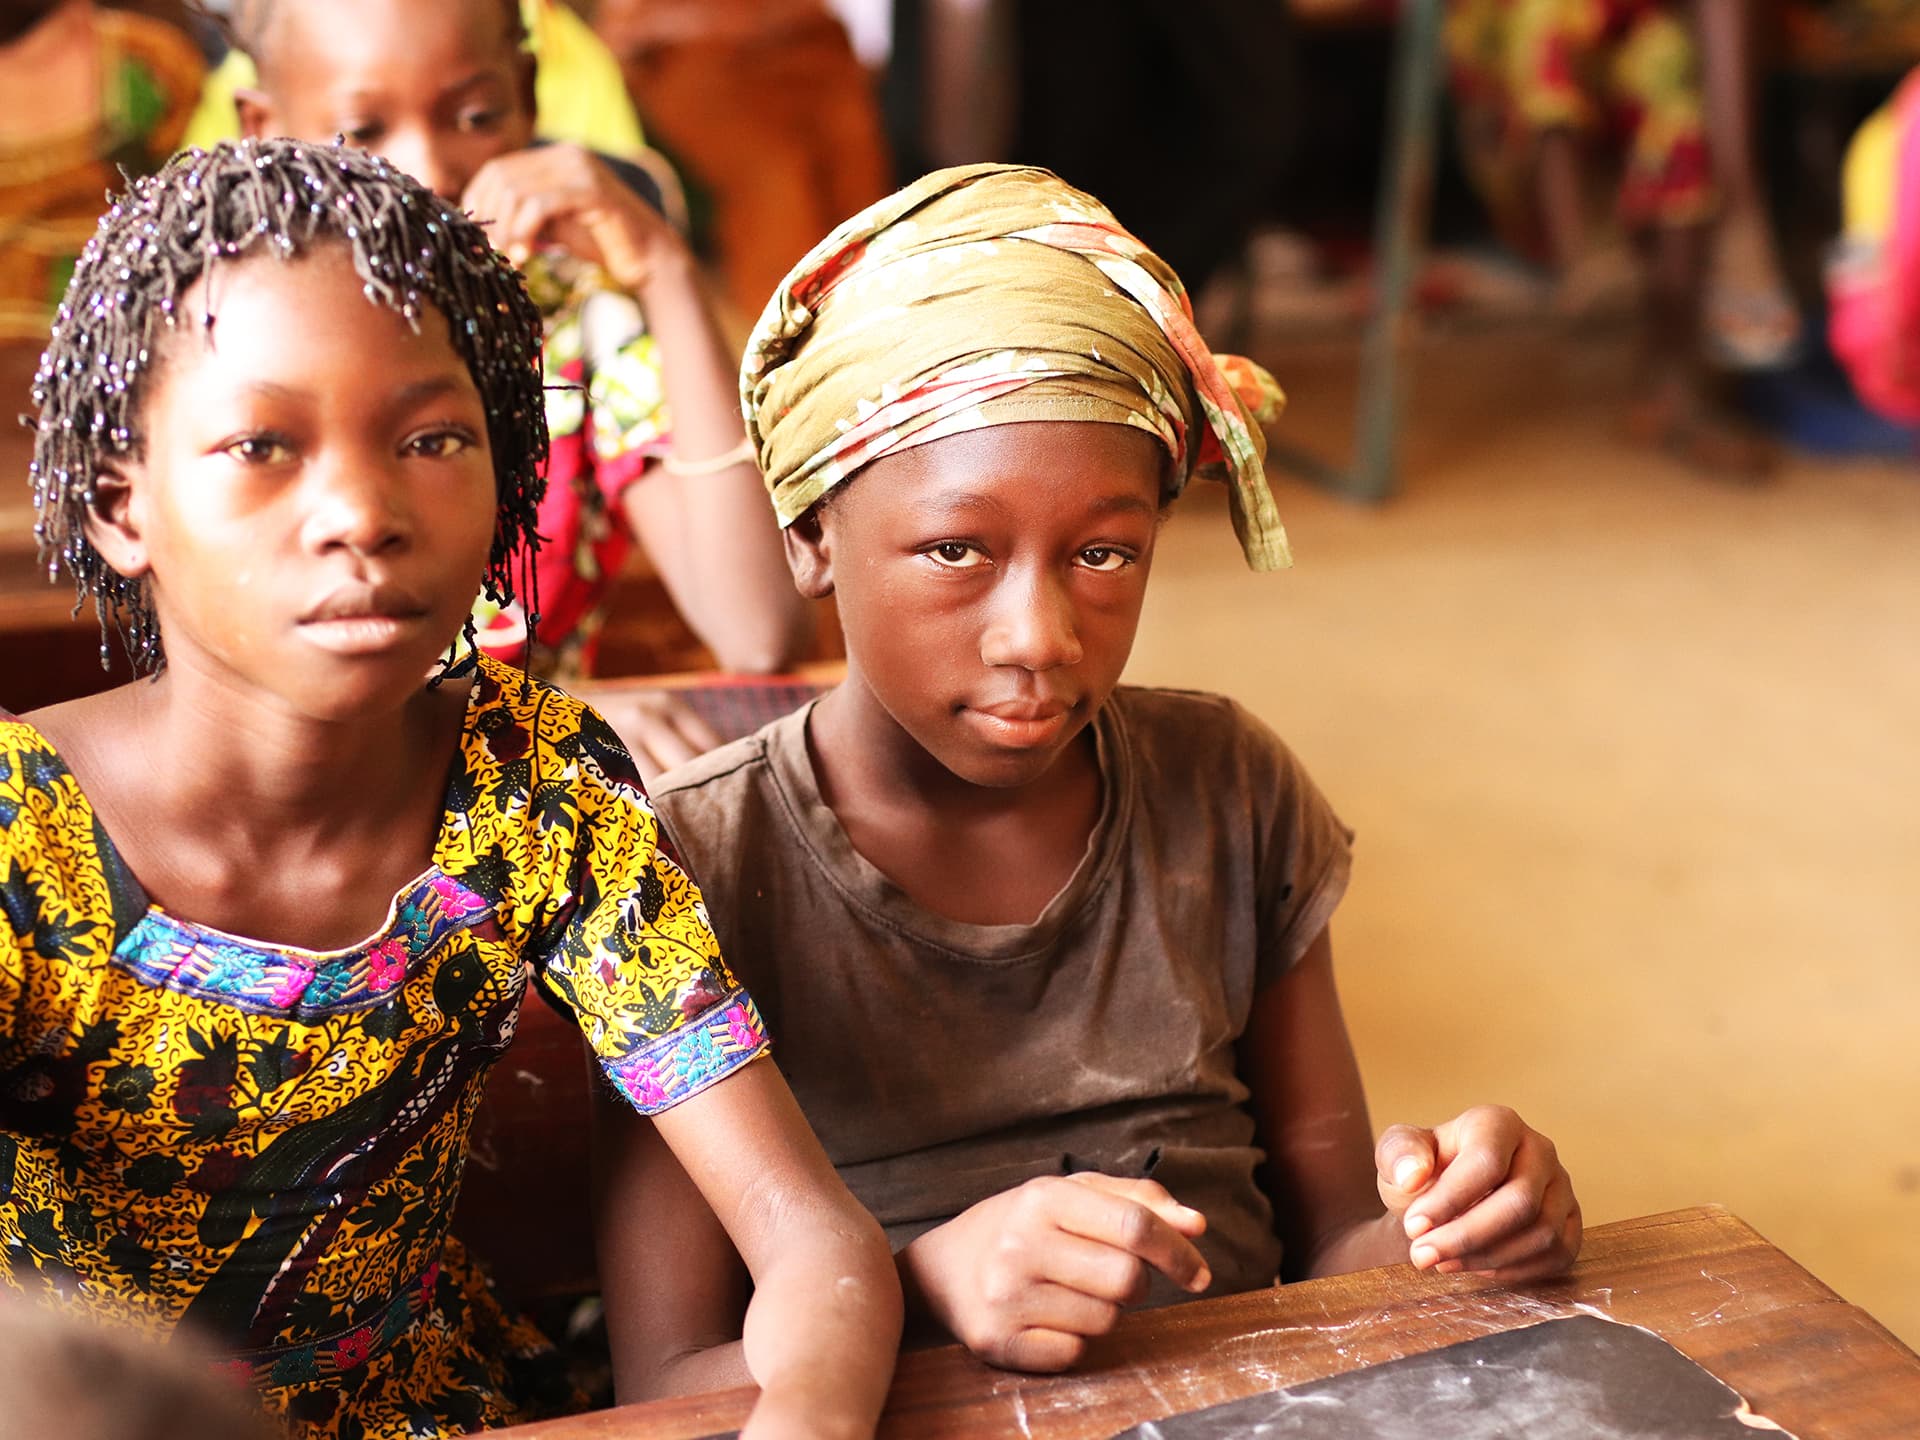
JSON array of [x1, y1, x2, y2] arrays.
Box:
[[1125, 324, 1920, 1347]]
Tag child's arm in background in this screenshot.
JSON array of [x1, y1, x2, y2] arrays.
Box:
[[463, 146, 813, 675], [1238, 928, 1582, 1282], [593, 1057, 901, 1439]]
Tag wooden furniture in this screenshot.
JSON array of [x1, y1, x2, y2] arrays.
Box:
[[0, 341, 128, 714], [1259, 0, 1444, 503], [491, 1206, 1920, 1439]]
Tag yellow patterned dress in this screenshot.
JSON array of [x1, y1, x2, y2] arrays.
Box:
[[1446, 0, 1714, 236], [0, 656, 769, 1438]]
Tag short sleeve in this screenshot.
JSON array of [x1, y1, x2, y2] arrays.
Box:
[[526, 697, 769, 1115], [1243, 706, 1354, 993]]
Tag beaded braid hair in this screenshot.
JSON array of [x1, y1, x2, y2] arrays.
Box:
[[28, 137, 549, 676]]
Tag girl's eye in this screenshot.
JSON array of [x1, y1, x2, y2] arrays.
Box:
[[405, 428, 476, 460], [1077, 546, 1133, 572], [341, 121, 383, 145], [223, 435, 293, 465], [924, 541, 987, 569], [457, 109, 502, 133]]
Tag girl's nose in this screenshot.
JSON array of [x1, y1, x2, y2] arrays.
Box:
[[979, 566, 1085, 671], [303, 459, 413, 559]]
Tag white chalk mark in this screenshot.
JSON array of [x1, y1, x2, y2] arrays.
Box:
[[1732, 1399, 1789, 1431], [1008, 1390, 1032, 1440], [1688, 1269, 1742, 1325], [1131, 1363, 1174, 1414]]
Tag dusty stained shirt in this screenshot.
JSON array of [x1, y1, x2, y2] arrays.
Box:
[[652, 685, 1352, 1303]]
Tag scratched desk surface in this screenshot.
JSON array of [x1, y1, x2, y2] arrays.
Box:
[[493, 1207, 1920, 1440]]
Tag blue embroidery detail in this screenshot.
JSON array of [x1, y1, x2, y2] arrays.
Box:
[[604, 991, 769, 1115], [108, 872, 496, 1018]]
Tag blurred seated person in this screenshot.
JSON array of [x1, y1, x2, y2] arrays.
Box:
[[1696, 0, 1802, 371], [593, 0, 891, 322], [1446, 0, 1773, 476], [1829, 66, 1920, 422], [0, 0, 203, 342], [184, 0, 647, 159]]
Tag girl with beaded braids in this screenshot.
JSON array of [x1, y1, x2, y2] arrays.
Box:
[[2, 138, 900, 1440], [233, 0, 816, 782]]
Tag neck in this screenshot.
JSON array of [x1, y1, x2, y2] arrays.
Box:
[[118, 657, 457, 851]]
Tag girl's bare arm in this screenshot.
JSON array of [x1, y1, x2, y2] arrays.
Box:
[[593, 1058, 900, 1439], [1237, 929, 1581, 1283]]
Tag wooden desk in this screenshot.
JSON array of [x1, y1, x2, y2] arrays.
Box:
[[499, 1207, 1920, 1439]]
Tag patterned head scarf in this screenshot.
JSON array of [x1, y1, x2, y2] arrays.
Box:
[[741, 164, 1292, 571]]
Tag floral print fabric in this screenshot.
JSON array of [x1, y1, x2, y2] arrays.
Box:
[[740, 163, 1293, 572], [474, 253, 673, 678], [0, 655, 767, 1437], [1446, 0, 1714, 229]]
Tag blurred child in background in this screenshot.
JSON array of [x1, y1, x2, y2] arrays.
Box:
[[185, 0, 646, 161], [1446, 0, 1773, 475]]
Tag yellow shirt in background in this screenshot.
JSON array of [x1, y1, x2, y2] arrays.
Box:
[[181, 0, 645, 158], [1843, 98, 1900, 245]]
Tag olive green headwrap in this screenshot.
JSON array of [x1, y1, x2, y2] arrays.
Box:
[[740, 163, 1292, 570]]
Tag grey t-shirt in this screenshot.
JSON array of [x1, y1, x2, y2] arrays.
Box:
[[651, 685, 1353, 1302]]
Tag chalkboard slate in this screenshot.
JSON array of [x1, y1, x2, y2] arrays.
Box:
[[1105, 1315, 1793, 1440]]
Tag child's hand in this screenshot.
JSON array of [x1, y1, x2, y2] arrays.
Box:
[[461, 145, 691, 296], [1374, 1105, 1581, 1283], [900, 1174, 1211, 1373], [579, 687, 725, 787]]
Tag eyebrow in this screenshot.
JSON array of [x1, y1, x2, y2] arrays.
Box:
[[1088, 493, 1158, 517], [386, 375, 475, 410], [439, 69, 510, 99], [330, 68, 505, 108], [232, 374, 473, 414]]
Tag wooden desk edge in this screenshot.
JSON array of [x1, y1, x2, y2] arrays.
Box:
[[493, 1206, 1920, 1438]]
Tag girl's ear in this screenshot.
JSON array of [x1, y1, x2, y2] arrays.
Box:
[[234, 87, 276, 140], [782, 511, 834, 599], [82, 461, 152, 582]]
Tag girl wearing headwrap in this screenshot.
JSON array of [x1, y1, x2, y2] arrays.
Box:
[[650, 165, 1581, 1374]]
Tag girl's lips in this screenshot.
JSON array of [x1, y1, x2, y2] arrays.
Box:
[[296, 613, 428, 655], [302, 581, 430, 624], [963, 703, 1074, 748]]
